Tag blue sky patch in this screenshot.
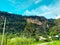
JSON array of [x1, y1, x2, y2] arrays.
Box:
[[0, 0, 60, 19]]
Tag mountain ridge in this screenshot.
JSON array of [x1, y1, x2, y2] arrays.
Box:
[[0, 11, 55, 37]]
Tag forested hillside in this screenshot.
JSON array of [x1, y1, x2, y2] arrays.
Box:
[[0, 11, 60, 39]]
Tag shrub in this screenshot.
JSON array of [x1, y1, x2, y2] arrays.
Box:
[[7, 37, 35, 45]]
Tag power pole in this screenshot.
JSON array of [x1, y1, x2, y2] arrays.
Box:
[[1, 17, 6, 45]]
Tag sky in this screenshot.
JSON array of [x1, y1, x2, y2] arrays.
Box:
[[0, 0, 60, 19]]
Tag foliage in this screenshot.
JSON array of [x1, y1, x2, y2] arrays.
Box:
[[7, 37, 35, 45], [0, 11, 60, 45], [47, 40, 60, 45]]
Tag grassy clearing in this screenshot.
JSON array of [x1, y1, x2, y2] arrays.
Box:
[[7, 37, 35, 45], [0, 35, 44, 45], [1, 34, 60, 45], [47, 40, 60, 45], [7, 37, 44, 45]]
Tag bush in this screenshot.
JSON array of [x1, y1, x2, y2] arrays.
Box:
[[7, 37, 35, 45]]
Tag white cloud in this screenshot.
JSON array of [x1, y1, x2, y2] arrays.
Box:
[[55, 15, 60, 19], [35, 0, 42, 4], [8, 12, 12, 14], [24, 0, 60, 19], [8, 0, 60, 19], [49, 0, 60, 15], [23, 5, 52, 16], [23, 10, 31, 16]]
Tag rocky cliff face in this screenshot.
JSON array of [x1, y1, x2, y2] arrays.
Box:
[[26, 18, 42, 25]]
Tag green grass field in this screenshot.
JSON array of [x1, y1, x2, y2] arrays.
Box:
[[0, 34, 60, 45], [47, 40, 60, 45]]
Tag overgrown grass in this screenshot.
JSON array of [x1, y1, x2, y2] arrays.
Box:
[[47, 40, 60, 45], [7, 37, 35, 45], [0, 34, 53, 45], [0, 35, 44, 45]]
